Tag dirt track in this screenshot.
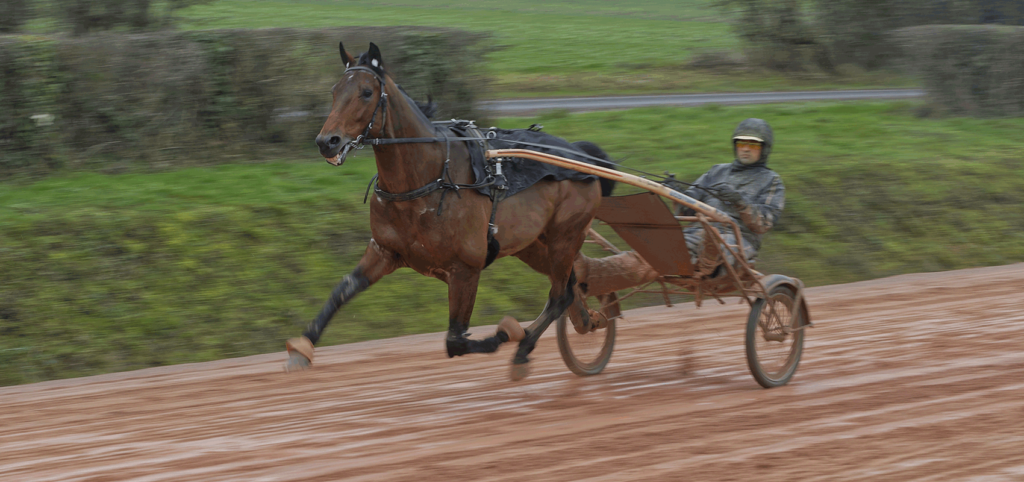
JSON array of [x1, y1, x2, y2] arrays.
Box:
[[2, 264, 1023, 481]]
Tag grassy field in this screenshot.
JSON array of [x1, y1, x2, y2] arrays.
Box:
[[174, 0, 915, 97], [3, 100, 1023, 385]]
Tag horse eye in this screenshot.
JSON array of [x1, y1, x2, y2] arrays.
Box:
[[361, 89, 373, 98]]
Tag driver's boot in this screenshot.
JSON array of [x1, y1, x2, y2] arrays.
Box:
[[573, 251, 659, 298]]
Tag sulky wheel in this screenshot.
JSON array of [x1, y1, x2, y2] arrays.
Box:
[[556, 292, 618, 376], [745, 285, 806, 388]]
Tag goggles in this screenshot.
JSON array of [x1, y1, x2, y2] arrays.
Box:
[[735, 140, 763, 148]]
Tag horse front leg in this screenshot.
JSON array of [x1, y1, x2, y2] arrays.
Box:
[[284, 239, 402, 371], [444, 266, 524, 357]]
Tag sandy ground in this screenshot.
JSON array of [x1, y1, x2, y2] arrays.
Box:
[[2, 264, 1023, 481]]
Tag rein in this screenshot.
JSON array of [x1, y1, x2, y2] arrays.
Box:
[[341, 66, 728, 215], [362, 134, 721, 199]]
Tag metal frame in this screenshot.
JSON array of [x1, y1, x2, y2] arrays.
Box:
[[485, 148, 795, 325]]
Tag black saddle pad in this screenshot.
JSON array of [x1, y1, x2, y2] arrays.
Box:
[[463, 128, 601, 197]]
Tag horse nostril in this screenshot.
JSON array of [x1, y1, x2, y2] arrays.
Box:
[[328, 136, 342, 147]]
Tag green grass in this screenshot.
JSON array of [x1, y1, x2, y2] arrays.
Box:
[[174, 0, 916, 97], [3, 100, 1023, 385]]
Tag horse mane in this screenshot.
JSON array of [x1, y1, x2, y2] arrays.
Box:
[[415, 96, 438, 119], [398, 84, 437, 119]]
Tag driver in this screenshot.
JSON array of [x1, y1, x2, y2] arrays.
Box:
[[678, 117, 785, 272], [574, 118, 785, 296]]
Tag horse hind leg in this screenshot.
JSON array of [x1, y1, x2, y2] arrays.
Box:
[[509, 229, 591, 380], [509, 271, 580, 381]]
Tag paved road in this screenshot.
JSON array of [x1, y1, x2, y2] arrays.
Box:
[[482, 89, 925, 115], [3, 263, 1023, 481]]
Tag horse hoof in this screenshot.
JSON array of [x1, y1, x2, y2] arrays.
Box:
[[286, 336, 314, 361], [284, 351, 312, 372], [568, 306, 592, 335], [446, 336, 469, 358], [496, 316, 525, 342], [510, 362, 531, 382], [284, 337, 314, 372]]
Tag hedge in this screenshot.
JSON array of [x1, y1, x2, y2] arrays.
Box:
[[721, 0, 1024, 73], [0, 27, 490, 176], [896, 25, 1024, 116]]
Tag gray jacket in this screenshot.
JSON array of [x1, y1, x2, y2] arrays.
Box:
[[681, 164, 785, 251], [680, 118, 785, 253]]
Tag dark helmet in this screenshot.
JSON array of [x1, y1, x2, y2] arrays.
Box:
[[732, 118, 774, 163]]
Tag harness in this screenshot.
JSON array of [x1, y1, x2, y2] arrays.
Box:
[[364, 121, 499, 212], [343, 65, 510, 265], [336, 65, 728, 266]]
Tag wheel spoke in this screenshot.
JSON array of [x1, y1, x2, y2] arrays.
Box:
[[557, 294, 617, 376], [746, 285, 805, 388]]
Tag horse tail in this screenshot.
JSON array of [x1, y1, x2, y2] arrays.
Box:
[[572, 141, 617, 197]]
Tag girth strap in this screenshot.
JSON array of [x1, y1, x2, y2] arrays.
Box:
[[364, 173, 445, 202], [363, 124, 508, 268]]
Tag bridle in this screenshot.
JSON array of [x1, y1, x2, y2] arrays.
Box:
[[332, 65, 390, 166]]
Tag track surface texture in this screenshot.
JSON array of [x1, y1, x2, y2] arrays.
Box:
[[2, 264, 1023, 481]]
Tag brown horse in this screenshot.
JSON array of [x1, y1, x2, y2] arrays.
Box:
[[284, 41, 614, 380]]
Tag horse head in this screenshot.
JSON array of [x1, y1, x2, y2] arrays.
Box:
[[316, 41, 391, 166]]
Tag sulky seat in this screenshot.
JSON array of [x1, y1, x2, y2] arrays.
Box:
[[593, 192, 694, 277]]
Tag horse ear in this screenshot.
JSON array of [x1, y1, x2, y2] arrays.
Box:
[[367, 42, 384, 73], [339, 41, 355, 68]]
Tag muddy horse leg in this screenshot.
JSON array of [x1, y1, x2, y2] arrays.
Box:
[[509, 241, 586, 380], [285, 239, 402, 371], [445, 265, 519, 357], [508, 184, 597, 380], [508, 272, 579, 380]]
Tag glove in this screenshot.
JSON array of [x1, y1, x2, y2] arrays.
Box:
[[711, 182, 747, 206]]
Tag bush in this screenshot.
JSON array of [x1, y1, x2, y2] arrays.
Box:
[[49, 0, 214, 35], [0, 0, 32, 33], [0, 27, 490, 177], [896, 24, 1024, 116], [685, 48, 748, 72], [0, 36, 64, 171], [720, 0, 833, 73], [723, 0, 1024, 73], [61, 0, 153, 35]]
